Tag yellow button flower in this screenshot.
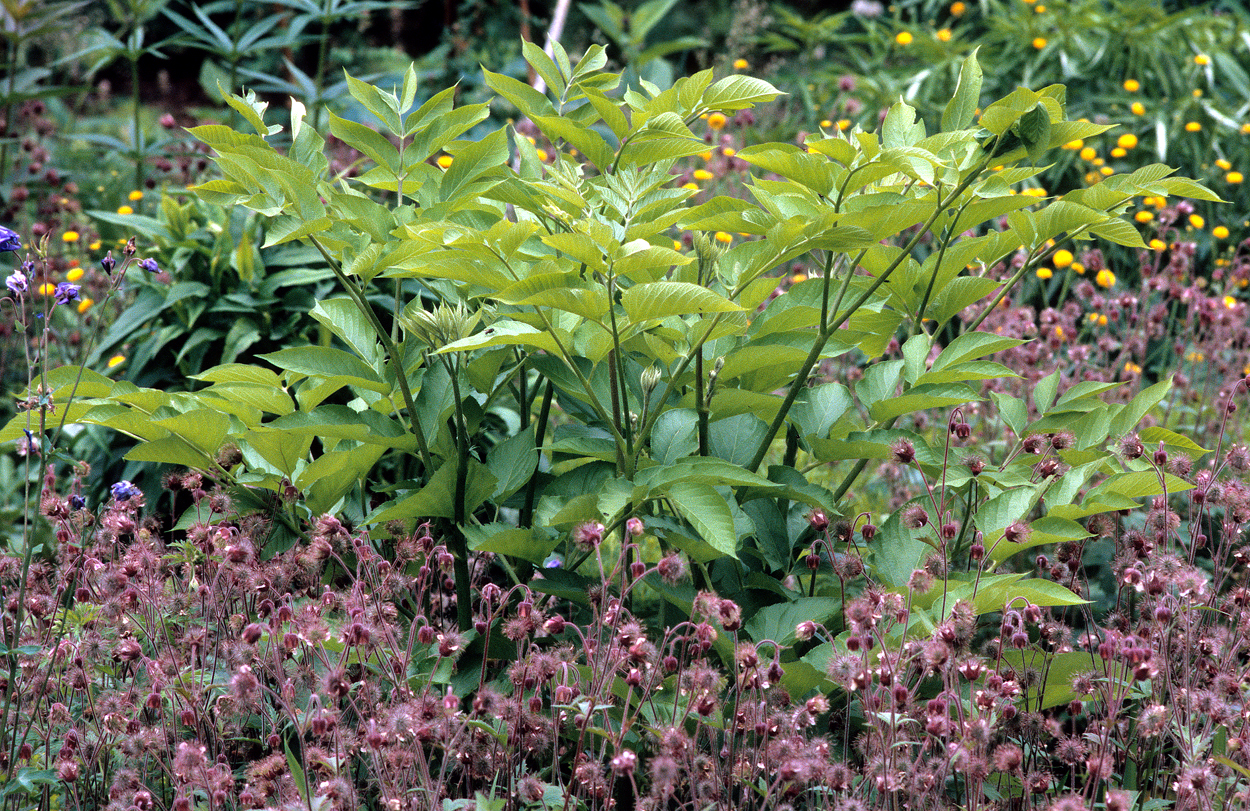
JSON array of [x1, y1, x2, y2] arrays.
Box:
[[681, 182, 699, 190], [693, 169, 714, 181], [698, 150, 713, 161], [1228, 171, 1244, 184], [1189, 214, 1205, 229], [1095, 269, 1116, 288], [1149, 238, 1167, 251], [838, 119, 851, 131], [722, 147, 736, 157], [37, 282, 56, 296], [535, 148, 549, 162], [436, 154, 453, 169], [67, 267, 84, 282], [1079, 146, 1097, 161], [107, 355, 126, 368], [128, 190, 144, 201], [1064, 139, 1084, 150], [1131, 102, 1145, 116], [1110, 147, 1126, 158], [1225, 296, 1238, 309], [1052, 249, 1073, 268], [1217, 158, 1232, 170], [1123, 79, 1140, 92], [896, 31, 913, 45], [62, 230, 79, 243], [1070, 262, 1085, 275], [1135, 210, 1154, 223], [1195, 54, 1211, 66], [77, 297, 94, 314], [1117, 133, 1138, 149], [937, 28, 952, 42], [1032, 37, 1047, 49], [1036, 267, 1053, 279], [733, 58, 749, 70], [950, 1, 966, 15], [117, 206, 133, 215], [714, 231, 733, 243], [1213, 225, 1230, 239], [1185, 121, 1202, 132], [820, 119, 833, 129]]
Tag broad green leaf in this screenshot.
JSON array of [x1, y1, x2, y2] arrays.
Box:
[[662, 481, 738, 559], [942, 51, 983, 132], [700, 75, 783, 111], [369, 459, 498, 523], [651, 408, 699, 464], [790, 383, 853, 440], [930, 332, 1027, 372], [244, 429, 313, 476], [1108, 378, 1171, 438], [125, 436, 214, 469], [621, 281, 742, 321], [869, 383, 979, 423], [260, 346, 389, 394]]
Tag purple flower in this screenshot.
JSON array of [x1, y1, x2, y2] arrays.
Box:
[[138, 258, 160, 273], [5, 270, 27, 295], [0, 226, 21, 252], [69, 495, 85, 511], [100, 252, 116, 274], [110, 481, 142, 501], [54, 282, 80, 305]]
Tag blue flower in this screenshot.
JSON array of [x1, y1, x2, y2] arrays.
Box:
[[0, 226, 21, 253], [110, 481, 142, 501], [5, 270, 26, 295], [138, 258, 160, 273], [69, 495, 85, 511], [54, 282, 80, 305], [100, 252, 116, 274]]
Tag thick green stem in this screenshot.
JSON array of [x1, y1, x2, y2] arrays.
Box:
[[445, 357, 473, 633], [307, 235, 435, 477]]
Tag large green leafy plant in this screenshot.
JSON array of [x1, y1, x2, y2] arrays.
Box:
[[14, 46, 1218, 684]]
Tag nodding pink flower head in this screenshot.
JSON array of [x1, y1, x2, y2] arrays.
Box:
[[573, 521, 604, 550]]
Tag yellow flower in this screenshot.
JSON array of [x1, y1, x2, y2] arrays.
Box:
[[896, 31, 913, 45], [1149, 238, 1167, 251], [1095, 269, 1116, 288], [1123, 79, 1140, 92], [1117, 133, 1138, 149], [681, 182, 699, 190], [1228, 171, 1244, 184], [1213, 225, 1230, 239], [1052, 249, 1073, 268], [837, 119, 851, 131], [1100, 166, 1114, 176], [937, 28, 952, 42], [1085, 172, 1099, 185], [1035, 4, 1045, 10], [1135, 210, 1154, 223], [1064, 139, 1083, 150], [791, 272, 808, 284], [107, 355, 126, 368], [128, 190, 144, 201], [722, 147, 736, 157], [672, 240, 682, 251], [1189, 214, 1205, 229], [1193, 89, 1203, 98], [77, 297, 94, 314], [1185, 121, 1202, 132], [89, 240, 101, 251], [693, 169, 714, 181], [1225, 296, 1238, 309], [1242, 123, 1250, 135], [1097, 314, 1108, 326], [1036, 267, 1053, 280], [1131, 102, 1145, 116], [116, 205, 133, 215], [1054, 326, 1064, 340], [1216, 158, 1232, 170], [1110, 147, 1126, 158], [698, 150, 713, 161], [820, 119, 833, 129], [714, 231, 733, 244], [436, 154, 453, 169], [66, 267, 84, 282], [1195, 54, 1211, 66], [535, 148, 549, 162], [1093, 157, 1105, 167], [1151, 195, 1167, 209], [1032, 37, 1047, 49], [1124, 362, 1142, 375], [37, 282, 55, 296], [733, 58, 749, 70], [950, 1, 966, 15], [1071, 262, 1085, 275], [707, 112, 728, 131], [62, 230, 79, 243], [1079, 146, 1097, 161]]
